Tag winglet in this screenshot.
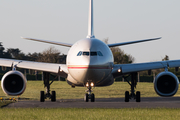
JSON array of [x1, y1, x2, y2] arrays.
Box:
[[87, 0, 95, 38]]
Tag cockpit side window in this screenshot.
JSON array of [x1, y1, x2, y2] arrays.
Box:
[[77, 51, 82, 56], [97, 51, 103, 56]]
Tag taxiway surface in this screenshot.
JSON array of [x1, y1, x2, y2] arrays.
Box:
[[4, 97, 180, 108]]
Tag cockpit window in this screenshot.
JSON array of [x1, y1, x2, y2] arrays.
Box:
[[77, 51, 103, 56], [83, 52, 89, 56], [90, 52, 97, 56]]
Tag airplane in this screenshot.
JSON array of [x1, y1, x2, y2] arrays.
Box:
[[0, 0, 179, 103]]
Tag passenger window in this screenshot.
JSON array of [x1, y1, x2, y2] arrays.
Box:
[[83, 52, 89, 56]]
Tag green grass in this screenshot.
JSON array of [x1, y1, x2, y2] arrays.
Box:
[[0, 108, 180, 120], [1, 81, 180, 100]]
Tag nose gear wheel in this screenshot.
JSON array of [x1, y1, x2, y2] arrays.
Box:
[[84, 84, 95, 102]]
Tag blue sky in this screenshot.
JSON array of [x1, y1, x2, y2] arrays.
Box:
[[0, 0, 180, 63]]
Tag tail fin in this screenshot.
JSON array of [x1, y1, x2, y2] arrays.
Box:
[[87, 0, 95, 38]]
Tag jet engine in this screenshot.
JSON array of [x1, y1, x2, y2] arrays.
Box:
[[154, 71, 179, 97], [1, 71, 27, 96]]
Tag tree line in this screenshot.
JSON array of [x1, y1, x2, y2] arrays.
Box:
[[104, 38, 135, 64], [0, 43, 66, 64]]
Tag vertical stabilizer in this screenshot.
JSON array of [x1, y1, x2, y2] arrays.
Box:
[[87, 0, 95, 38]]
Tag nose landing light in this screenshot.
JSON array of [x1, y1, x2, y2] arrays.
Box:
[[86, 82, 94, 87]]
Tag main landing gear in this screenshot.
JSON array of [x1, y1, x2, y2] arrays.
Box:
[[84, 81, 95, 102], [40, 72, 56, 102], [124, 72, 141, 102]]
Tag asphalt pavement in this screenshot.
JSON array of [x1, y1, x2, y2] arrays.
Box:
[[3, 97, 180, 108]]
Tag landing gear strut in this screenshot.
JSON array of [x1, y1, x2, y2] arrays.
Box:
[[124, 72, 141, 102], [40, 72, 56, 102], [84, 81, 95, 102]]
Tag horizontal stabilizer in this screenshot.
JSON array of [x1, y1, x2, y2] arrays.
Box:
[[108, 37, 161, 47], [21, 37, 72, 47]]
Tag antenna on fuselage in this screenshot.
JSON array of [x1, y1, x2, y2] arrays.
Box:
[[87, 0, 95, 38]]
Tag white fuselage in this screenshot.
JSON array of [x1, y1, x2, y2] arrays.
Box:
[[66, 38, 114, 86]]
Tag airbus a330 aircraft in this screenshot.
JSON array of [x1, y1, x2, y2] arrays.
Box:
[[0, 0, 180, 102]]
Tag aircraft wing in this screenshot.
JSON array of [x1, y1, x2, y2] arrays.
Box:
[[112, 60, 180, 78], [108, 37, 161, 47], [0, 58, 68, 78], [21, 37, 72, 47]]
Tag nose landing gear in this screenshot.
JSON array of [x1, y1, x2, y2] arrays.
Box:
[[84, 81, 95, 102]]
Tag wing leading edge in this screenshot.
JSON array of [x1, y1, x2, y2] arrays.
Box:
[[0, 58, 68, 78], [112, 60, 180, 78]]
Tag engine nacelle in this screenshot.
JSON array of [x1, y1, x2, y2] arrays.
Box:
[[154, 71, 179, 97], [1, 71, 27, 96]]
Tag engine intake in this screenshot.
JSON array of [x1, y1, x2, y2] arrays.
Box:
[[154, 71, 179, 97], [1, 71, 27, 96]]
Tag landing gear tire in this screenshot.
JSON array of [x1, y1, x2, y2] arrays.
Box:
[[84, 93, 89, 102], [125, 91, 129, 102], [91, 93, 95, 102], [51, 91, 56, 102], [136, 91, 141, 102], [40, 91, 45, 102]]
